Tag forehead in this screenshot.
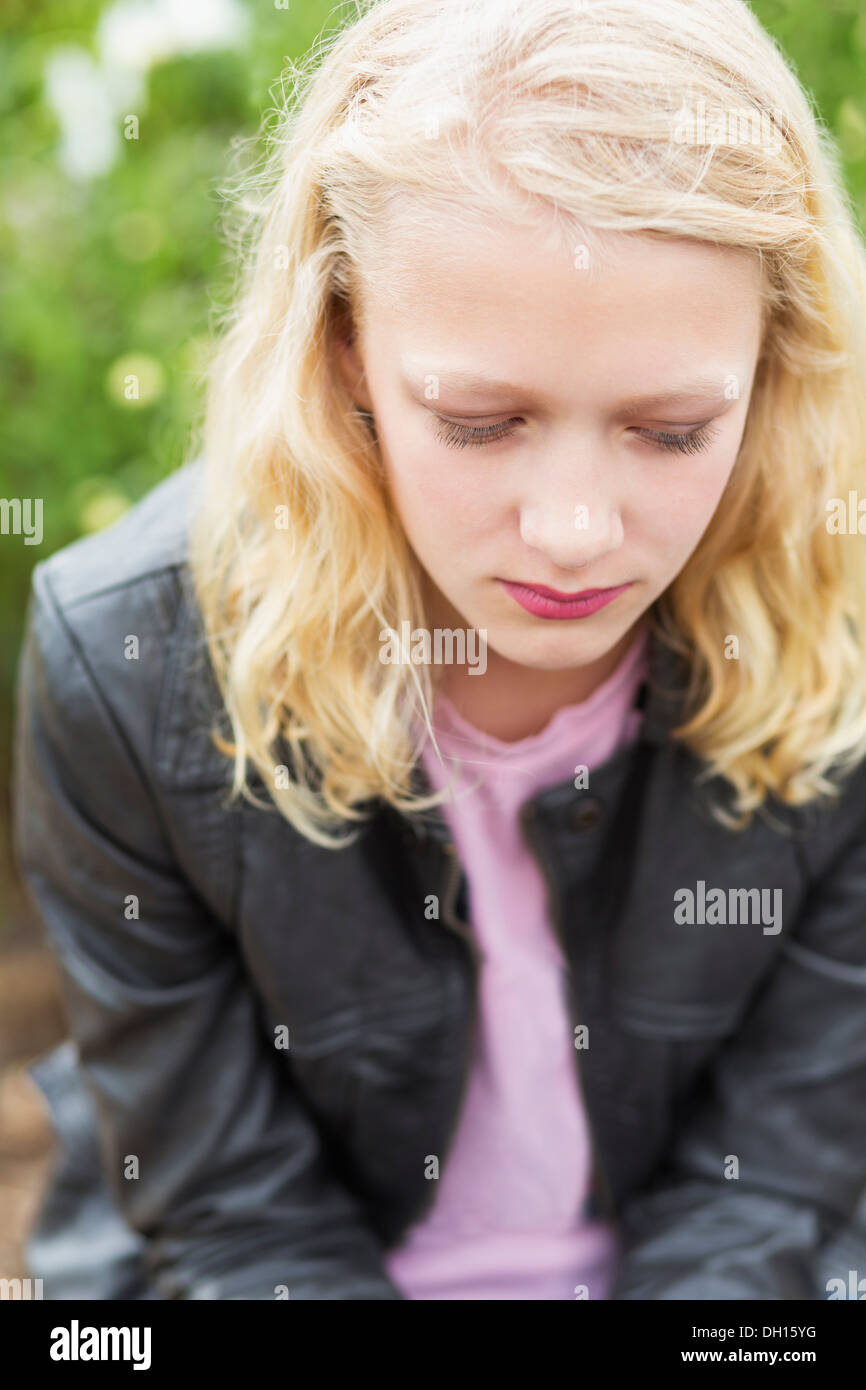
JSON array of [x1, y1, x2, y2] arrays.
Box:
[[361, 199, 764, 393]]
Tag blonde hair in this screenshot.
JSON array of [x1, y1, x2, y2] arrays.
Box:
[[188, 0, 866, 848]]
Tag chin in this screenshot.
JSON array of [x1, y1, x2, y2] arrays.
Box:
[[483, 633, 609, 672]]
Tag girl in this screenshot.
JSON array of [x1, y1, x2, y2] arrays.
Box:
[[14, 0, 866, 1300]]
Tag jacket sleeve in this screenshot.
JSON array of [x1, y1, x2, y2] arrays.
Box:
[[609, 814, 866, 1300], [12, 561, 405, 1301]]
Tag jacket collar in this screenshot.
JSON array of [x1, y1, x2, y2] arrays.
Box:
[[637, 620, 693, 747]]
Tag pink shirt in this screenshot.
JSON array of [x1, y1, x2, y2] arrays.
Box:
[[384, 625, 650, 1299]]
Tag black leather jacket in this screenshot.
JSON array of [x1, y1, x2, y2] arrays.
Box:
[[12, 458, 866, 1300]]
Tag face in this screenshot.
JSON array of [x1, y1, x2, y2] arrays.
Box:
[[335, 204, 763, 712]]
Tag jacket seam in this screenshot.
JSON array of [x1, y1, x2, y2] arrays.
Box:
[[45, 555, 189, 613]]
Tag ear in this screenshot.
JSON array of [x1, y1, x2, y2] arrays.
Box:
[[332, 318, 374, 412]]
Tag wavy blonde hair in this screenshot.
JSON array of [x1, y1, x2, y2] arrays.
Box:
[[187, 0, 866, 848]]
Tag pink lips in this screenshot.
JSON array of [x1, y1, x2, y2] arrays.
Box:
[[498, 578, 633, 619]]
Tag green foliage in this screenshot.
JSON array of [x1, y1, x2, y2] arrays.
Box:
[[0, 0, 335, 718]]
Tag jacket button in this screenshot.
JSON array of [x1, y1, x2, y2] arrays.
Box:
[[570, 798, 603, 830]]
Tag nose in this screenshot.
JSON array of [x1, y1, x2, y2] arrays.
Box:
[[519, 484, 624, 573]]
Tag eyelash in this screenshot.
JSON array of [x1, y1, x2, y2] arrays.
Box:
[[432, 416, 721, 456]]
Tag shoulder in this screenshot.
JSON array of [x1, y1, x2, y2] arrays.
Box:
[[21, 456, 228, 791], [34, 455, 203, 612]]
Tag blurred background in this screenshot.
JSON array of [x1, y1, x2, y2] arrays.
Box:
[[1, 0, 866, 1286]]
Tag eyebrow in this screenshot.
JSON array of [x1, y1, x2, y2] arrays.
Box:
[[401, 366, 732, 416]]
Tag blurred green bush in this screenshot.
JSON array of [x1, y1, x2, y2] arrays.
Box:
[[0, 0, 337, 735]]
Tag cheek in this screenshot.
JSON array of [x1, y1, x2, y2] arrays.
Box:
[[630, 451, 736, 553], [383, 420, 494, 531], [378, 416, 439, 516]]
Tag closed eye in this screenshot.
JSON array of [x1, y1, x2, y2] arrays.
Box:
[[431, 415, 721, 455], [632, 422, 721, 455], [432, 416, 521, 449]]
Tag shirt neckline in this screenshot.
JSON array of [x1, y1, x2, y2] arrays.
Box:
[[427, 622, 650, 762]]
